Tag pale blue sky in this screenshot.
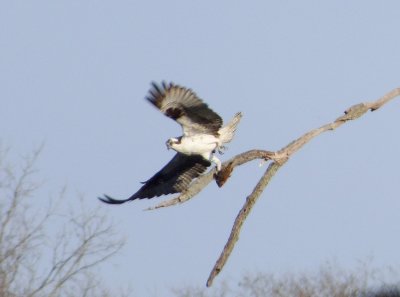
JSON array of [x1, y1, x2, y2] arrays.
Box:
[[1, 1, 400, 295]]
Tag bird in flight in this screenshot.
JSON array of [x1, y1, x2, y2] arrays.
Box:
[[99, 82, 242, 204]]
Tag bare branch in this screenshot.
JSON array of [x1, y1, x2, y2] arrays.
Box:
[[28, 204, 125, 297], [203, 88, 399, 286], [207, 161, 283, 287], [0, 147, 126, 297]]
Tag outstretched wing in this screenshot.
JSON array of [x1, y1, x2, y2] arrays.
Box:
[[98, 153, 211, 204], [146, 82, 223, 136]]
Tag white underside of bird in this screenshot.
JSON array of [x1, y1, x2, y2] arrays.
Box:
[[167, 134, 222, 169], [166, 112, 242, 171]]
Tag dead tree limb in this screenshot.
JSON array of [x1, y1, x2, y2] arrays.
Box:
[[148, 87, 400, 287]]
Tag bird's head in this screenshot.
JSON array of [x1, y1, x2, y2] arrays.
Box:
[[166, 137, 181, 150]]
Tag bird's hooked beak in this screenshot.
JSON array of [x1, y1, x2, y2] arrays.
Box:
[[166, 137, 180, 150], [166, 139, 172, 150]]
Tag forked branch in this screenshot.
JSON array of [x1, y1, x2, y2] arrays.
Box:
[[149, 87, 400, 287]]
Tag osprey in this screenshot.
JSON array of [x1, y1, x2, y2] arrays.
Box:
[[99, 82, 242, 204]]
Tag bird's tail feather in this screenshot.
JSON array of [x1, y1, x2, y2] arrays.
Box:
[[219, 112, 242, 144]]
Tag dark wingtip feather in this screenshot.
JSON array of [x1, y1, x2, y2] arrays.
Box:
[[146, 81, 177, 109], [146, 81, 164, 108], [98, 194, 128, 205]]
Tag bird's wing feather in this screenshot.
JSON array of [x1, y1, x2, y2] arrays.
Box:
[[146, 82, 223, 136], [98, 153, 211, 204]]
